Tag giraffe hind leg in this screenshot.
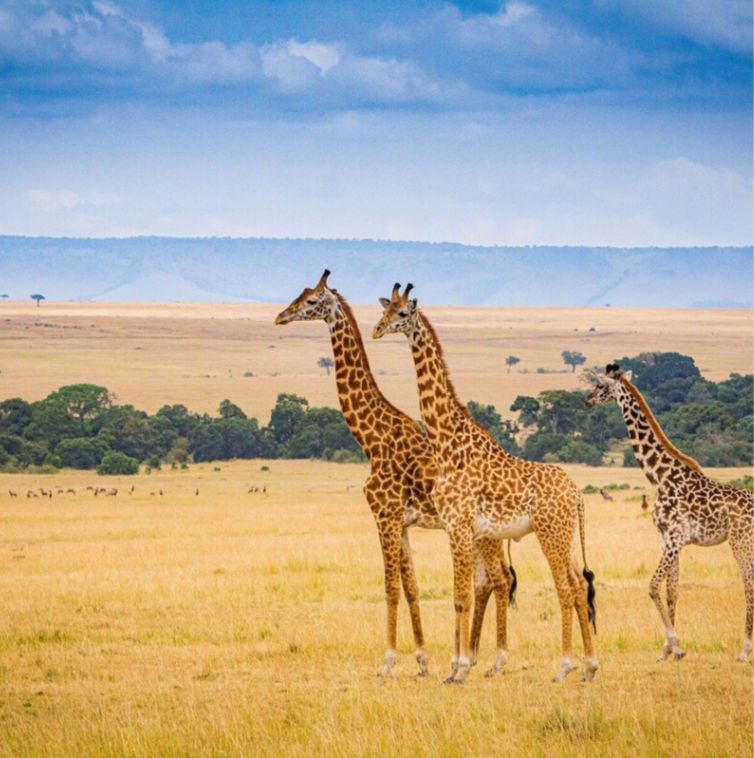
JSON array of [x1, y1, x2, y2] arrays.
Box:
[[650, 548, 685, 661], [729, 531, 753, 662], [476, 537, 512, 678]]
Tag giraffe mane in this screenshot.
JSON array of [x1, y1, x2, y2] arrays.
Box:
[[619, 375, 703, 473]]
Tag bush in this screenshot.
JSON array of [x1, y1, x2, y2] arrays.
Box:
[[97, 451, 139, 475]]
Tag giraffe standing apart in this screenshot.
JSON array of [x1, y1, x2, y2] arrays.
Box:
[[585, 364, 753, 662], [373, 283, 597, 683], [275, 270, 514, 677]]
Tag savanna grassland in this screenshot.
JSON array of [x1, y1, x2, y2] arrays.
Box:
[[0, 299, 752, 757]]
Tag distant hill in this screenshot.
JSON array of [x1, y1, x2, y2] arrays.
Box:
[[1, 236, 751, 307]]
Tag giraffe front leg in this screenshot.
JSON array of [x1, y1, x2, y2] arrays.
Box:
[[373, 515, 403, 678], [445, 528, 474, 684], [399, 530, 429, 676]]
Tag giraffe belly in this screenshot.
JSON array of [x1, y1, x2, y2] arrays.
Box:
[[474, 514, 532, 541]]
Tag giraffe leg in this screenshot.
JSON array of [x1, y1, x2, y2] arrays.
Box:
[[445, 526, 474, 684], [551, 565, 578, 683], [650, 546, 685, 661], [534, 520, 585, 682], [476, 537, 511, 677], [470, 551, 492, 667], [364, 478, 403, 677], [729, 530, 754, 662], [399, 529, 429, 676]]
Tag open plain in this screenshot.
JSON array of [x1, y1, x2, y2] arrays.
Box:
[[0, 299, 752, 756]]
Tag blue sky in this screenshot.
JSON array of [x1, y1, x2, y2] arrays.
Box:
[[0, 0, 751, 246]]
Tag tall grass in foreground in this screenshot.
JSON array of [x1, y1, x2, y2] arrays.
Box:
[[0, 460, 751, 757]]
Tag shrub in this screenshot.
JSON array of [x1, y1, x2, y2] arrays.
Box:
[[97, 451, 139, 475]]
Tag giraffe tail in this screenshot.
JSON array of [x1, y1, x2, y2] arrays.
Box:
[[577, 493, 597, 634], [583, 567, 596, 634], [507, 538, 517, 607]]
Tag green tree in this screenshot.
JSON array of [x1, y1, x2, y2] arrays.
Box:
[[537, 390, 583, 435], [219, 399, 247, 420], [30, 293, 45, 307], [189, 416, 225, 462], [96, 404, 154, 461], [510, 395, 539, 427], [55, 437, 110, 469], [0, 398, 32, 435], [561, 350, 586, 373], [44, 384, 112, 433], [467, 400, 520, 454], [268, 393, 309, 451]]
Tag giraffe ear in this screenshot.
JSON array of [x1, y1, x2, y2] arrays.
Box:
[[622, 369, 633, 382], [409, 298, 418, 312], [378, 297, 391, 309]]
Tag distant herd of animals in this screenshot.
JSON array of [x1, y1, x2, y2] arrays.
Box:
[[276, 269, 753, 683]]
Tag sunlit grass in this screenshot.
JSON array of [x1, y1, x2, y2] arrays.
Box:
[[0, 460, 750, 757]]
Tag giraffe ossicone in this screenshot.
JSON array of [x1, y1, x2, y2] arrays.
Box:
[[585, 364, 753, 663], [373, 282, 598, 683]]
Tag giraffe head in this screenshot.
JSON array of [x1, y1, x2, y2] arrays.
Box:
[[584, 363, 632, 407], [275, 269, 339, 325], [372, 282, 418, 340]]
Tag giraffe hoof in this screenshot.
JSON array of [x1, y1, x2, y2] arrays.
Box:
[[673, 650, 686, 661]]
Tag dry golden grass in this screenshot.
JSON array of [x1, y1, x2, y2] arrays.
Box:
[[0, 461, 751, 757], [0, 300, 751, 756]]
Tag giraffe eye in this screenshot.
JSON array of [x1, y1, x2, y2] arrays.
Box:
[[398, 311, 407, 318], [306, 299, 317, 305]]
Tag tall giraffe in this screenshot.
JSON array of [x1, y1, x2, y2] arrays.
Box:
[[585, 364, 753, 662], [275, 270, 514, 677], [373, 283, 597, 683]]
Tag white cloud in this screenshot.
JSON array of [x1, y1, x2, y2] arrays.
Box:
[[287, 40, 341, 74], [260, 41, 321, 92]]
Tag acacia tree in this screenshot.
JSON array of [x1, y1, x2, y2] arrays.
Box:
[[561, 350, 586, 372], [30, 294, 45, 307], [505, 355, 520, 373], [317, 356, 335, 375]]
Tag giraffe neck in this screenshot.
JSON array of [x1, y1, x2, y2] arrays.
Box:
[[614, 377, 701, 486], [326, 294, 390, 448], [407, 311, 468, 452]]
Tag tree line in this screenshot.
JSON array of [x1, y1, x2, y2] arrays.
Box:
[[0, 351, 749, 474]]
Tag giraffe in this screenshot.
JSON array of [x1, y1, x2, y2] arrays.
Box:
[[275, 270, 515, 677], [585, 363, 754, 662], [373, 283, 598, 683]]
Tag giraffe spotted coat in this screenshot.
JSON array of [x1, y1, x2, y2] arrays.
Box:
[[373, 283, 598, 684], [586, 365, 753, 662]]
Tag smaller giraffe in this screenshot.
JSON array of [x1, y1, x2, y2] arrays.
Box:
[[585, 364, 753, 662]]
